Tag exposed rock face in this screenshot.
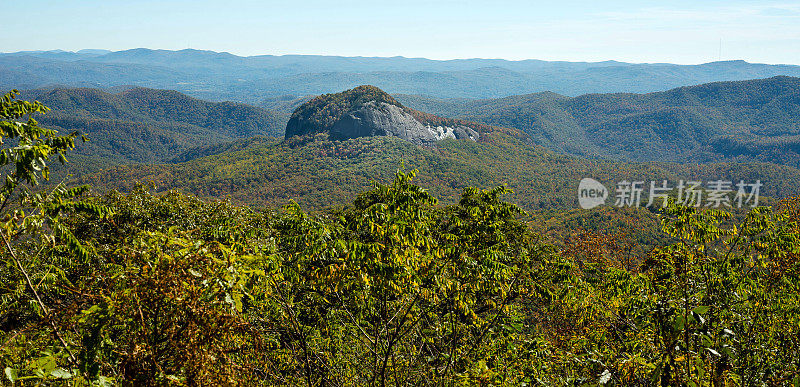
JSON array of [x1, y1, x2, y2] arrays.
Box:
[[284, 85, 479, 145], [328, 101, 478, 144], [427, 123, 481, 142]]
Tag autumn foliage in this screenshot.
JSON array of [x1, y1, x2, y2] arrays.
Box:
[[2, 92, 800, 386]]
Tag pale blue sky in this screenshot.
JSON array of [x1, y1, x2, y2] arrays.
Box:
[[2, 0, 799, 64]]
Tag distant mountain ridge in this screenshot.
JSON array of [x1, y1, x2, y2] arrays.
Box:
[[3, 48, 800, 102]]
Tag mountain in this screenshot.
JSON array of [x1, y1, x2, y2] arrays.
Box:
[[24, 87, 286, 164], [4, 49, 800, 102], [285, 86, 481, 144], [68, 84, 800, 214], [7, 81, 793, 219], [77, 49, 112, 56], [0, 55, 192, 91], [7, 61, 799, 387], [397, 76, 800, 167]]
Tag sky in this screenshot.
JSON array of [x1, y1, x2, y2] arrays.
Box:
[[2, 0, 800, 65]]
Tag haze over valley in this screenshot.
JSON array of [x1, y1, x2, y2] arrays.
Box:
[[5, 48, 800, 102]]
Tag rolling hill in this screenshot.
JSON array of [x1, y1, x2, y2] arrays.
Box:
[[397, 76, 800, 167], [69, 85, 800, 214], [77, 130, 800, 213], [22, 87, 286, 164]]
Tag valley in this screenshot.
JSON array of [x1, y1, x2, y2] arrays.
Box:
[[3, 47, 800, 385]]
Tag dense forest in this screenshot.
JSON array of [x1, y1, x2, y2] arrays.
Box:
[[20, 87, 286, 164], [78, 127, 800, 214], [398, 76, 800, 167], [15, 77, 800, 187], [2, 91, 800, 385], [45, 83, 799, 217], [51, 84, 800, 259]]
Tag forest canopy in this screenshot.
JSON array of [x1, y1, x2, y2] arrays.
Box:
[[1, 92, 800, 386]]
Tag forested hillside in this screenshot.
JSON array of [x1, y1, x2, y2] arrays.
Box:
[[18, 77, 800, 178], [21, 87, 286, 164], [5, 0, 800, 381], [53, 82, 800, 217], [79, 131, 800, 214], [398, 76, 800, 167]]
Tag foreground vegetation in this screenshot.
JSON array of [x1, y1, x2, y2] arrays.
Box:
[[2, 91, 800, 385]]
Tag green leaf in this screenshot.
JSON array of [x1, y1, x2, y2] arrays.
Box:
[[692, 305, 710, 314], [673, 315, 685, 331], [691, 311, 705, 325], [4, 367, 18, 382], [598, 369, 612, 384], [702, 335, 713, 347], [50, 368, 73, 379], [32, 355, 57, 376]]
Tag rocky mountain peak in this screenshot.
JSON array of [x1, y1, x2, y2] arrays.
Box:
[[284, 85, 479, 144]]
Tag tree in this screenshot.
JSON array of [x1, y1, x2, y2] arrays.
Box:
[[1, 90, 108, 383]]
